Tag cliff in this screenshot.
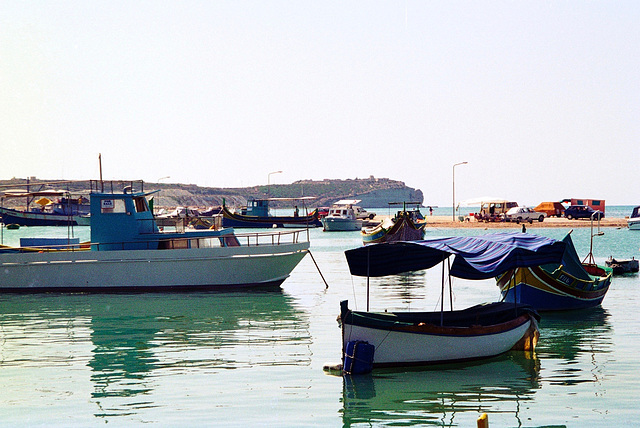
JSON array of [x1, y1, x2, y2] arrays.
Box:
[[0, 177, 423, 209]]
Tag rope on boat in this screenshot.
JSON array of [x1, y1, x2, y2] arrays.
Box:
[[307, 250, 329, 289]]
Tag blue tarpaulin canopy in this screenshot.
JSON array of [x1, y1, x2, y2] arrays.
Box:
[[345, 232, 566, 280]]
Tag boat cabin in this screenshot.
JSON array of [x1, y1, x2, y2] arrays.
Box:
[[90, 182, 238, 251], [240, 198, 270, 217]]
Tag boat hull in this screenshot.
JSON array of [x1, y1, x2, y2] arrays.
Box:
[[0, 242, 309, 292], [0, 207, 81, 226], [497, 265, 612, 311], [628, 218, 640, 230], [321, 217, 363, 231], [362, 215, 425, 244], [221, 206, 321, 228], [340, 301, 538, 368]]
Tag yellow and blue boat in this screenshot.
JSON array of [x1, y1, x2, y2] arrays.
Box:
[[496, 233, 612, 311]]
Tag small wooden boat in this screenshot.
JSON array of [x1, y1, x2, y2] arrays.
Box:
[[605, 256, 639, 275], [497, 233, 612, 311], [338, 233, 566, 371], [362, 202, 425, 244]]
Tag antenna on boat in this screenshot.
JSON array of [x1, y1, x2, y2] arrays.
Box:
[[99, 153, 104, 192], [584, 211, 604, 266]]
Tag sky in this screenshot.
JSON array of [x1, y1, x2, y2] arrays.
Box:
[[1, 1, 638, 206]]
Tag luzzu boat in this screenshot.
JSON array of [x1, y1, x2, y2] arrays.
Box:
[[0, 191, 90, 226], [362, 202, 425, 245], [0, 181, 309, 292], [496, 233, 612, 311], [221, 197, 321, 228], [336, 233, 566, 371]]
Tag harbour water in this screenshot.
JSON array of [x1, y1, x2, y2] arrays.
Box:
[[1, 209, 639, 427]]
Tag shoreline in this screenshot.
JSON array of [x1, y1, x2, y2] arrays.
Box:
[[381, 215, 629, 229]]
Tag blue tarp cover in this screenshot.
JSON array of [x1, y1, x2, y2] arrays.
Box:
[[345, 232, 566, 280]]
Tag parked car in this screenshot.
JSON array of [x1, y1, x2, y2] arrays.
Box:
[[564, 205, 604, 220], [505, 206, 546, 223]]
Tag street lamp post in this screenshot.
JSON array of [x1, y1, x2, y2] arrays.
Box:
[[452, 162, 468, 222], [267, 171, 282, 198]]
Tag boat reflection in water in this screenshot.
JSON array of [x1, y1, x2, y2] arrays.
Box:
[[0, 291, 310, 421], [341, 354, 540, 427], [536, 306, 613, 386]]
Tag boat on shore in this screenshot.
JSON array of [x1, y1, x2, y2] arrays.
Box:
[[221, 197, 321, 228], [496, 233, 612, 310], [321, 200, 364, 231], [336, 233, 566, 371], [361, 202, 425, 244], [0, 181, 309, 292]]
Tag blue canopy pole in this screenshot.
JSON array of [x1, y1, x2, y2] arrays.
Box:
[[366, 247, 370, 311]]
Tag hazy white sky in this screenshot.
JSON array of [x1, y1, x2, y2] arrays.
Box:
[[1, 1, 638, 205]]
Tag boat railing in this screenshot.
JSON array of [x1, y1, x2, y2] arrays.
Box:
[[89, 228, 307, 251], [90, 179, 145, 194]]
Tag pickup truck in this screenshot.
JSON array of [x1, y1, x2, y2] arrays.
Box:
[[354, 206, 376, 220]]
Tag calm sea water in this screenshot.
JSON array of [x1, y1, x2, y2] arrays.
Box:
[[1, 209, 639, 427]]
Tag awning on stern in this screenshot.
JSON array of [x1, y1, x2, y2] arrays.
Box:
[[344, 232, 566, 280]]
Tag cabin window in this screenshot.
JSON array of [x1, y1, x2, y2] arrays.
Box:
[[592, 200, 601, 206], [134, 197, 148, 213]]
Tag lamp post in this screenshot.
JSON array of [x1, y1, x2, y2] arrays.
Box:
[[267, 171, 282, 198], [452, 162, 468, 222]]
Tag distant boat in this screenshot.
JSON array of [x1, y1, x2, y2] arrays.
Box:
[[221, 197, 321, 228], [605, 256, 639, 275], [0, 191, 89, 226], [627, 205, 640, 230], [0, 181, 309, 292], [497, 233, 612, 311], [362, 202, 425, 244], [321, 200, 363, 231], [336, 233, 566, 370]]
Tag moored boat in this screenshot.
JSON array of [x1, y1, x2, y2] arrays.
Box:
[[628, 205, 640, 230], [362, 202, 425, 244], [337, 233, 566, 370], [496, 233, 612, 310], [605, 256, 639, 275], [0, 180, 309, 292], [221, 197, 321, 228], [321, 200, 363, 231], [0, 191, 89, 226]]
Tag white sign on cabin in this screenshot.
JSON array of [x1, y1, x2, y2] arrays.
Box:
[[101, 199, 115, 212]]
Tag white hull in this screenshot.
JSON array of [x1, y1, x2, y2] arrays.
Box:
[[0, 242, 308, 291], [321, 217, 363, 231], [628, 218, 640, 230], [343, 319, 533, 366]]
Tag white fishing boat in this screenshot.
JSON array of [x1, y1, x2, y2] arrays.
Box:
[[336, 233, 566, 371], [321, 200, 363, 231], [0, 180, 309, 292]]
